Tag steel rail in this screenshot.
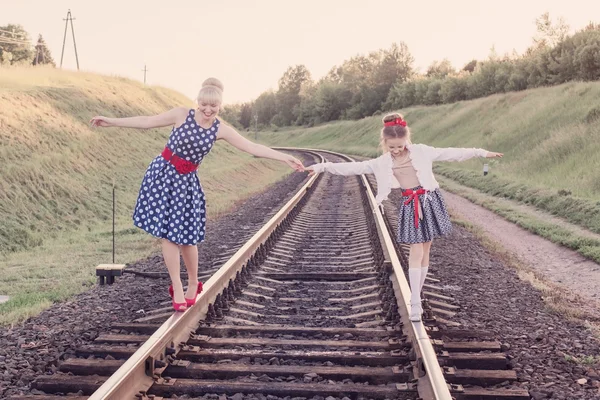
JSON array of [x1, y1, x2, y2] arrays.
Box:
[[88, 151, 324, 399], [278, 147, 453, 400]]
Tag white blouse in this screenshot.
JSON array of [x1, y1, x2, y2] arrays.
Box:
[[311, 144, 489, 204]]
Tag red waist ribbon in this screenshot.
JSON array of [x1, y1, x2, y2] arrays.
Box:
[[402, 188, 428, 228], [161, 147, 199, 174]]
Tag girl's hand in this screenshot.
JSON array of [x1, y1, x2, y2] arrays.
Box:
[[305, 165, 316, 177], [486, 152, 503, 158], [90, 116, 114, 127], [283, 155, 305, 172]]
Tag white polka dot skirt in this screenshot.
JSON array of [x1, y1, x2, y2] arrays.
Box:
[[396, 188, 452, 244], [132, 109, 219, 246]]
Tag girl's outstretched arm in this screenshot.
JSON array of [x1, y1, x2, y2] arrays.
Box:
[[306, 159, 374, 177], [90, 107, 187, 129], [217, 124, 304, 172], [425, 145, 503, 162]]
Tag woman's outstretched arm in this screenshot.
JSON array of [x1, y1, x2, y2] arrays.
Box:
[[217, 124, 304, 171], [425, 144, 503, 162], [90, 107, 187, 129]]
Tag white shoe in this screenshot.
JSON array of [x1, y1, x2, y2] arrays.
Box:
[[409, 302, 422, 322]]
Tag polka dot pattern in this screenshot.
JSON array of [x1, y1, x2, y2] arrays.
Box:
[[132, 109, 219, 245], [396, 187, 452, 244]]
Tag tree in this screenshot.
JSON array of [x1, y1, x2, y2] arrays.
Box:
[[238, 103, 253, 129], [0, 24, 33, 65], [219, 104, 243, 129], [385, 80, 416, 110], [573, 33, 600, 81], [326, 55, 377, 119], [314, 81, 352, 122], [426, 59, 455, 78], [370, 43, 415, 113], [32, 35, 55, 66], [462, 59, 478, 73], [532, 12, 570, 50], [423, 79, 442, 105], [373, 43, 414, 86], [253, 91, 278, 126], [326, 55, 376, 91], [440, 76, 468, 103], [295, 84, 318, 126], [275, 65, 312, 125]]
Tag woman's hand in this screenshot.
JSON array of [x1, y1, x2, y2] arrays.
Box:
[[283, 155, 305, 172], [486, 152, 503, 158], [90, 116, 115, 128]]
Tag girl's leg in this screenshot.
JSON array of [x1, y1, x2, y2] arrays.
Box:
[[420, 241, 432, 293], [162, 239, 186, 306], [408, 243, 424, 307], [180, 244, 199, 299]]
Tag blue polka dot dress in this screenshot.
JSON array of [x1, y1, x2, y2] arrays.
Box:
[[132, 109, 219, 245]]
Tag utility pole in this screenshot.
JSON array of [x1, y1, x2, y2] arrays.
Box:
[[142, 64, 149, 84], [60, 9, 80, 70]]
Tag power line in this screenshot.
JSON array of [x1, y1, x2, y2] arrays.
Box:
[[0, 38, 49, 49], [0, 37, 31, 45], [0, 28, 26, 37], [0, 35, 50, 48]]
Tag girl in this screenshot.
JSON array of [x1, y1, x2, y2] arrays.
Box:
[[306, 113, 502, 321], [91, 78, 304, 311]]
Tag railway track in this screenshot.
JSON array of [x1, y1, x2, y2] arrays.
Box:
[[11, 150, 531, 400]]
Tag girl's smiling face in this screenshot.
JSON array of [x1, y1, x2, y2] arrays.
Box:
[[387, 137, 408, 157]]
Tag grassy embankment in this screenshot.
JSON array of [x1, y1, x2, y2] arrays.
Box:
[[258, 81, 600, 263]]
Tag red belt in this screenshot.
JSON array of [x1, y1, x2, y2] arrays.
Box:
[[161, 147, 199, 174], [402, 188, 428, 229]]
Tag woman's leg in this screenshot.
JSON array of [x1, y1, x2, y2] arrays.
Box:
[[408, 243, 424, 306], [162, 239, 186, 306], [420, 240, 432, 293], [180, 244, 199, 299]]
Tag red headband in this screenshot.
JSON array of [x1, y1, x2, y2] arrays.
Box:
[[384, 117, 407, 127]]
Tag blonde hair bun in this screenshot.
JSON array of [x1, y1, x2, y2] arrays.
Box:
[[197, 77, 224, 104], [383, 113, 403, 123], [202, 77, 224, 92]]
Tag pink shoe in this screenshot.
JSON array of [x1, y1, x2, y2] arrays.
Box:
[[169, 285, 188, 312], [172, 300, 187, 312], [185, 282, 204, 307]]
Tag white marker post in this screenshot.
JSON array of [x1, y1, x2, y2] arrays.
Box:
[[483, 163, 489, 176]]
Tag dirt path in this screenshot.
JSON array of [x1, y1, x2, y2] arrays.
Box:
[[442, 189, 600, 306]]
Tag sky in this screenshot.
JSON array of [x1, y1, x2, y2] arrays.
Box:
[[2, 0, 599, 104]]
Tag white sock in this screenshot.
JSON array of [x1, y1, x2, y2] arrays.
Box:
[[419, 266, 429, 294], [409, 268, 421, 304]]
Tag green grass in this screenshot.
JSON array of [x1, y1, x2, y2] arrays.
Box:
[[438, 176, 600, 264], [0, 218, 150, 326], [564, 354, 600, 366], [434, 166, 600, 235], [0, 66, 294, 325], [258, 81, 600, 238]]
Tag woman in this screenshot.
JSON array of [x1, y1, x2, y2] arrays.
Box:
[[91, 78, 304, 311]]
